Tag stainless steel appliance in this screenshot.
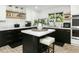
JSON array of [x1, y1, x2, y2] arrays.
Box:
[[14, 24, 20, 27], [63, 23, 70, 28], [72, 15, 79, 26], [25, 21, 31, 27], [72, 15, 79, 40]]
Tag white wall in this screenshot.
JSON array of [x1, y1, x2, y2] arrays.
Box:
[[26, 8, 37, 21], [71, 5, 79, 15], [0, 5, 6, 27], [25, 8, 38, 26], [0, 5, 6, 20]]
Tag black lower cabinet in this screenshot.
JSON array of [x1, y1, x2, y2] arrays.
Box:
[[0, 30, 23, 47], [55, 29, 71, 45], [0, 28, 33, 48], [8, 30, 23, 48], [23, 34, 40, 53], [0, 31, 13, 47]]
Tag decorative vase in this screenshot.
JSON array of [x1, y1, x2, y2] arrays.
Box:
[[37, 23, 43, 30]]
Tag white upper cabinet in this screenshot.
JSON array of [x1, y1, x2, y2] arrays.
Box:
[[0, 5, 6, 21], [71, 5, 79, 15]]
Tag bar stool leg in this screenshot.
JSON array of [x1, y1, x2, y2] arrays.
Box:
[[47, 47, 49, 53], [53, 42, 54, 53]]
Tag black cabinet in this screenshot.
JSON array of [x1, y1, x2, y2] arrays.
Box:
[[0, 27, 33, 47], [55, 29, 71, 44], [0, 30, 23, 47], [8, 30, 23, 48], [23, 34, 39, 53], [0, 31, 13, 47]]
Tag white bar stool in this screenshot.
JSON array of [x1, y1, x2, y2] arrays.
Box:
[[40, 36, 55, 53]]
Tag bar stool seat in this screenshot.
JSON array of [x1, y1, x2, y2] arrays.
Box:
[[40, 36, 55, 53]]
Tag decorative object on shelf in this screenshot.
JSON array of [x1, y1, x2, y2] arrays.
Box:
[[64, 13, 71, 20], [20, 8, 23, 13], [6, 5, 26, 19], [14, 6, 18, 12], [7, 5, 13, 11]]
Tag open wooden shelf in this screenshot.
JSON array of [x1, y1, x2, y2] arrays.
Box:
[[6, 10, 26, 19]]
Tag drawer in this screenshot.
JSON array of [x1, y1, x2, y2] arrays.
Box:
[[71, 39, 79, 45]]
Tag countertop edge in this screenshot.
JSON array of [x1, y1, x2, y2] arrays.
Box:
[[0, 26, 71, 31]]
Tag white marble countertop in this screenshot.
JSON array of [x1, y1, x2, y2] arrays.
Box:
[[0, 26, 35, 31], [21, 29, 55, 37], [44, 26, 71, 30]]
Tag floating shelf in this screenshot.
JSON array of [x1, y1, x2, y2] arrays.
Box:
[[6, 10, 26, 19]]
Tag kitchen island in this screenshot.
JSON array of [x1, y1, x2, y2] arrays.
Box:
[[21, 29, 55, 53]]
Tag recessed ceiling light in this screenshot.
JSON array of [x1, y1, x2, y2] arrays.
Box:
[[35, 6, 38, 9]]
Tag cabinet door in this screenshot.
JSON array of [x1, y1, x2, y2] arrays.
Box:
[[62, 30, 71, 43], [55, 30, 63, 43], [0, 31, 13, 46], [55, 29, 70, 44], [23, 34, 39, 53]]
